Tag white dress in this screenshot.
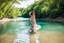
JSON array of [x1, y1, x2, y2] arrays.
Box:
[[30, 18, 41, 31], [34, 24, 41, 31]]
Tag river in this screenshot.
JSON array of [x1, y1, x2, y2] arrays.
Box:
[[0, 18, 64, 43]]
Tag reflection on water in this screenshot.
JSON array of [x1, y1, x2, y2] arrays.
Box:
[[29, 32, 40, 43], [13, 29, 30, 43], [13, 28, 40, 43], [0, 19, 64, 43]]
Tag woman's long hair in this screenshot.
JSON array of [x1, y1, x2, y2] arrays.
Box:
[[29, 11, 35, 18]]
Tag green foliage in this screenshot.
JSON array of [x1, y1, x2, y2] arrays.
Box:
[[20, 0, 64, 18], [6, 7, 21, 18], [0, 0, 21, 19]]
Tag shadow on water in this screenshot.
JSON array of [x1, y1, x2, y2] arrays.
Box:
[[0, 19, 64, 43]]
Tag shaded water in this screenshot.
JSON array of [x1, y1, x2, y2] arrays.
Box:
[[0, 19, 64, 43]]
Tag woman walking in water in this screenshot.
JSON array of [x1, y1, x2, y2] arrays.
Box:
[[29, 11, 41, 33]]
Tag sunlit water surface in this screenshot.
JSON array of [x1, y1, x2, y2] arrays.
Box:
[[0, 18, 64, 43]]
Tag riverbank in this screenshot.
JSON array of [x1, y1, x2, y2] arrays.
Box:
[[0, 18, 11, 24], [0, 18, 29, 24], [0, 17, 29, 21], [0, 17, 64, 24], [40, 18, 64, 22]]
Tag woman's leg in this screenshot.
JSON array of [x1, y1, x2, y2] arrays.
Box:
[[30, 26, 36, 33]]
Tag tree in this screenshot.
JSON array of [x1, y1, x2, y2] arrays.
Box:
[[0, 0, 25, 19]]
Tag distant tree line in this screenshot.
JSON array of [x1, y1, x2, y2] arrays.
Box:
[[20, 0, 64, 19]]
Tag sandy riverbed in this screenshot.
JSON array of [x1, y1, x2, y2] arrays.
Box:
[[30, 31, 64, 43]]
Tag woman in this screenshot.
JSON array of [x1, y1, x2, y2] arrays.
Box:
[[29, 11, 41, 33]]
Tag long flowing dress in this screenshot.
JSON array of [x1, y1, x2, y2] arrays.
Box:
[[29, 16, 41, 32]]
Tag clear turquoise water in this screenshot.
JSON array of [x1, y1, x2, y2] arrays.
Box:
[[0, 19, 64, 43], [0, 20, 64, 34]]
